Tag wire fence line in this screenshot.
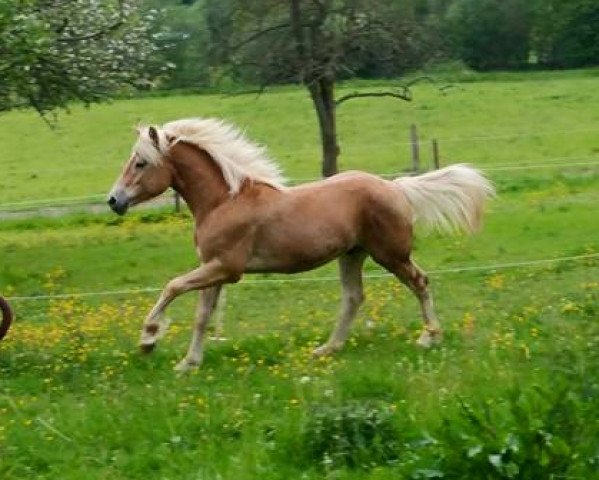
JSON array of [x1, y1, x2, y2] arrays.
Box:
[[0, 193, 172, 211], [4, 126, 599, 177], [2, 155, 599, 212], [3, 124, 598, 173], [0, 194, 106, 209], [426, 126, 599, 144], [6, 252, 598, 304], [483, 159, 599, 172], [288, 156, 599, 183]]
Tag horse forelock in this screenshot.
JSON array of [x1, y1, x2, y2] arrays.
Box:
[[133, 126, 170, 166], [156, 118, 286, 194]]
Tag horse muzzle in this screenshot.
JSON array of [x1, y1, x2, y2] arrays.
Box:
[[107, 192, 129, 215]]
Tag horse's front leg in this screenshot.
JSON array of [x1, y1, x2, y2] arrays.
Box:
[[139, 259, 238, 353], [173, 285, 222, 372]]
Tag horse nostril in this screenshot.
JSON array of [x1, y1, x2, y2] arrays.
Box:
[[108, 196, 117, 206]]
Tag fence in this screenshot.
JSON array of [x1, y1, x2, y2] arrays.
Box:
[[1, 125, 598, 215], [6, 251, 598, 304]]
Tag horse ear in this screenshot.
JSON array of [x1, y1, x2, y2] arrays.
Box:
[[148, 126, 160, 149]]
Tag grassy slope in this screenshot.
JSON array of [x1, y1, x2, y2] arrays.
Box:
[[1, 70, 598, 479], [1, 69, 599, 204]]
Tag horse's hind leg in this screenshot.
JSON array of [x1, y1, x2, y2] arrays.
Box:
[[376, 256, 442, 347], [313, 250, 367, 357], [173, 286, 222, 372]]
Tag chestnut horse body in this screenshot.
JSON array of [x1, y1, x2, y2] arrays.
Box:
[[108, 118, 494, 372]]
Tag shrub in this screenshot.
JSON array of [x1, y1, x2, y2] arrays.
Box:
[[301, 401, 401, 470], [435, 386, 592, 478]]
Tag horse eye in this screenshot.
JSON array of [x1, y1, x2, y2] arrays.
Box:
[[134, 159, 148, 169]]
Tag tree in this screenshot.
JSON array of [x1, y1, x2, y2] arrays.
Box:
[[0, 0, 162, 118], [144, 0, 211, 90], [533, 0, 599, 68], [205, 0, 437, 177], [446, 0, 533, 71]]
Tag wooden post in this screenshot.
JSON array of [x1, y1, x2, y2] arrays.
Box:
[[410, 124, 420, 172], [432, 139, 440, 170], [174, 192, 181, 213]]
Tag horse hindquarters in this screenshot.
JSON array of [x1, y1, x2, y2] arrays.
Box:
[[359, 165, 493, 347], [358, 200, 442, 347]]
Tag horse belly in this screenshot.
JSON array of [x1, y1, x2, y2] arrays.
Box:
[[246, 216, 356, 273]]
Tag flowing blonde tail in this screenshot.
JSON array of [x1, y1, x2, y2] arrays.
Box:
[[394, 164, 495, 234]]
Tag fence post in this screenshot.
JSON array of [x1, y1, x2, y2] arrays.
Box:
[[410, 124, 420, 172], [432, 139, 440, 170]]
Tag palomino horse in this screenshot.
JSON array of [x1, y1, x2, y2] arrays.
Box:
[[108, 118, 494, 372]]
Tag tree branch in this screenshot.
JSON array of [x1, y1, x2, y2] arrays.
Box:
[[57, 0, 124, 42], [28, 96, 57, 128], [336, 88, 412, 106], [290, 0, 309, 81], [227, 22, 291, 54], [57, 19, 123, 42], [335, 76, 457, 106], [404, 76, 458, 95], [405, 75, 435, 87]]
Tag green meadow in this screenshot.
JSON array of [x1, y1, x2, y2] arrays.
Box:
[[2, 68, 599, 206], [0, 70, 598, 479]]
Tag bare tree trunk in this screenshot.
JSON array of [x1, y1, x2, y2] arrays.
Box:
[[290, 0, 339, 178], [309, 78, 339, 177]]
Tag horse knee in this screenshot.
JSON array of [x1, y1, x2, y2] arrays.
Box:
[[165, 279, 184, 297]]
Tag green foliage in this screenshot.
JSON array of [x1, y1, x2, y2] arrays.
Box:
[[533, 0, 599, 68], [301, 402, 401, 470], [144, 0, 212, 89], [430, 374, 599, 479], [203, 0, 441, 86], [446, 0, 533, 71], [0, 0, 163, 116], [145, 0, 599, 86]]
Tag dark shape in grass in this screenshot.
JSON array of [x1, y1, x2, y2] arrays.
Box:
[[0, 296, 13, 341]]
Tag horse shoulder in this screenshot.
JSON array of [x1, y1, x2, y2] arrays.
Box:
[[194, 183, 279, 262]]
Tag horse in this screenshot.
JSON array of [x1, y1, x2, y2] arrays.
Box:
[[0, 296, 12, 341], [107, 118, 494, 372]]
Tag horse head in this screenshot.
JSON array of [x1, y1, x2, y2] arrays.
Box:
[[107, 126, 175, 215]]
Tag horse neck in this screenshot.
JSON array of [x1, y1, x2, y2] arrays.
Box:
[[168, 143, 230, 223]]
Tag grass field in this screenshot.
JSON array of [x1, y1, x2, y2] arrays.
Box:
[[1, 69, 598, 479], [1, 68, 599, 206]]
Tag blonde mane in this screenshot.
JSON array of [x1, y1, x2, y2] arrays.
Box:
[[134, 118, 286, 194]]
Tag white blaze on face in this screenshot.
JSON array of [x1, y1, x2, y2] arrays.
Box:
[[108, 153, 144, 205]]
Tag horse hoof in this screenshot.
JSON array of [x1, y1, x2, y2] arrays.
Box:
[[312, 344, 334, 358], [140, 342, 156, 354], [174, 359, 200, 373], [417, 330, 442, 348]]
